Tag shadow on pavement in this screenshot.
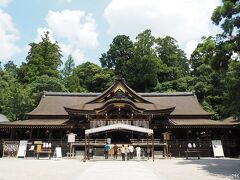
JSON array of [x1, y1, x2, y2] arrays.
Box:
[[177, 158, 240, 178]]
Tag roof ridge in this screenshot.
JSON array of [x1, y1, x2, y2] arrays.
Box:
[[43, 91, 195, 97]]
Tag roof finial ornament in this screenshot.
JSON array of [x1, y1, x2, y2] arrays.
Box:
[[115, 75, 125, 83]]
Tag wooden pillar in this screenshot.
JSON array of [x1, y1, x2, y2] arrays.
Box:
[[87, 135, 90, 160], [186, 129, 190, 141], [147, 134, 149, 160], [29, 129, 33, 140], [10, 128, 15, 139], [48, 129, 52, 140], [223, 129, 230, 157], [152, 134, 154, 162], [37, 128, 40, 139], [84, 134, 87, 161], [206, 129, 210, 156]]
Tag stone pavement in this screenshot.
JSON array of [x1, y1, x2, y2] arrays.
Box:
[[74, 161, 167, 180], [0, 158, 239, 180]]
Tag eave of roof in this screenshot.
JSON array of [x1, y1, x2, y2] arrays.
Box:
[[0, 119, 73, 128], [166, 118, 240, 128], [65, 98, 176, 115]]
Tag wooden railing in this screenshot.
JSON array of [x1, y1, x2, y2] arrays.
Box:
[[1, 138, 237, 157], [130, 139, 166, 145], [73, 139, 107, 146]]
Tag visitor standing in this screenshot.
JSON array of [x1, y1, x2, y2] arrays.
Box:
[[104, 143, 110, 159], [136, 146, 141, 161], [121, 144, 125, 161], [88, 147, 93, 160], [129, 144, 134, 159], [113, 144, 118, 160], [126, 145, 130, 160]]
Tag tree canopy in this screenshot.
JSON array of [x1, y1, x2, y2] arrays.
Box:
[[1, 0, 240, 120], [18, 32, 63, 83]]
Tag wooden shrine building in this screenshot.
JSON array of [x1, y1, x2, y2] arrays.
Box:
[[0, 78, 239, 158]]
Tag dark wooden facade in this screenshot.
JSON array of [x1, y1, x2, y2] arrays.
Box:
[[0, 78, 239, 157]]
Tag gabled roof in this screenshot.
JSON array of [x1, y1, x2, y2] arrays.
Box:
[[87, 78, 151, 104], [65, 98, 175, 115], [64, 78, 177, 115], [27, 91, 210, 117]]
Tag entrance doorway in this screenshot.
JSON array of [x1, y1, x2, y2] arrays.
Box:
[[84, 123, 155, 161], [108, 131, 131, 144]]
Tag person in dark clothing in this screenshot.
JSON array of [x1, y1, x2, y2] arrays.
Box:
[[104, 143, 110, 159], [113, 144, 118, 160]]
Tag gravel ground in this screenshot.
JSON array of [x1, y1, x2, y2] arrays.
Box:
[[0, 158, 239, 180]]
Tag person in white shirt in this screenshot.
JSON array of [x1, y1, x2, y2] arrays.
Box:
[[121, 145, 126, 161], [128, 144, 134, 159], [136, 146, 141, 161], [126, 145, 130, 160]]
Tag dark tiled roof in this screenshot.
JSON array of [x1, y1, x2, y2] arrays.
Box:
[[27, 91, 210, 116], [222, 117, 240, 125], [0, 119, 72, 128], [168, 118, 239, 126]]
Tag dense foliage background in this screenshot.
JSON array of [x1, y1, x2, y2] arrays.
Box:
[[0, 0, 239, 121]]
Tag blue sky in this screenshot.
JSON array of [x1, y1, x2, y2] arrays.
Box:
[[0, 0, 221, 66]]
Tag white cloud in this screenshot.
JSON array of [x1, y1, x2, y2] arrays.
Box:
[[0, 9, 20, 61], [46, 10, 98, 49], [35, 27, 55, 43], [185, 40, 198, 59], [33, 10, 99, 65], [58, 43, 85, 64], [0, 0, 11, 7], [104, 0, 221, 58]]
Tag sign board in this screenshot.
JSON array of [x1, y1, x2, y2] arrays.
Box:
[[34, 141, 42, 144], [212, 140, 224, 157], [67, 133, 77, 143], [55, 147, 62, 158], [17, 140, 28, 158], [162, 132, 171, 140]]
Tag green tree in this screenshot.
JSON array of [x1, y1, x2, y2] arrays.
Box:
[[73, 62, 114, 92], [61, 55, 75, 79], [61, 55, 80, 92], [154, 76, 195, 93], [211, 0, 240, 37], [29, 75, 67, 102], [211, 0, 240, 118], [4, 61, 17, 76], [189, 37, 225, 119], [3, 84, 34, 121], [224, 60, 240, 118], [155, 36, 189, 82], [100, 35, 133, 76], [123, 30, 161, 92], [18, 31, 62, 83], [0, 69, 34, 121]]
